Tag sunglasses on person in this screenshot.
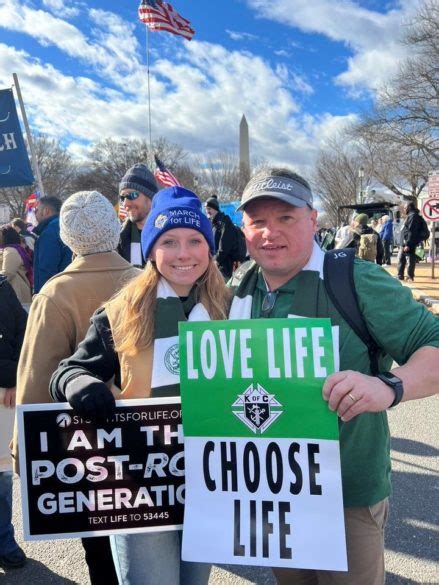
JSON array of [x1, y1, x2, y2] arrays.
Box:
[[119, 191, 141, 202]]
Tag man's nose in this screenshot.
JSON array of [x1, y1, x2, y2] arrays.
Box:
[[261, 222, 280, 238]]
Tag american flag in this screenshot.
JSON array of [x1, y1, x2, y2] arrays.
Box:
[[118, 199, 128, 221], [154, 155, 181, 187], [24, 192, 40, 226], [138, 0, 195, 40]]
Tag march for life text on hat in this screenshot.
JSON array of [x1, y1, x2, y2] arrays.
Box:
[[141, 186, 215, 260], [239, 174, 313, 210]]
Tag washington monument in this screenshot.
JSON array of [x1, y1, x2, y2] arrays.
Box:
[[239, 114, 250, 183]]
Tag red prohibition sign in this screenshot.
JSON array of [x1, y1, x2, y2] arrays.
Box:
[[422, 198, 439, 221]]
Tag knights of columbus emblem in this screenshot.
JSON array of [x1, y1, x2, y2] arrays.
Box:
[[232, 384, 282, 434]]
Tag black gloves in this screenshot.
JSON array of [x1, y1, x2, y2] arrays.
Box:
[[65, 375, 116, 420]]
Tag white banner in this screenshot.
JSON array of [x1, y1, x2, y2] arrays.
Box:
[[182, 436, 347, 571]]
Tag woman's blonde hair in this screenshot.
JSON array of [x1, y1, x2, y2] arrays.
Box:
[[111, 258, 230, 355]]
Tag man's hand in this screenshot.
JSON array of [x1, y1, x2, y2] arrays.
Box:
[[403, 246, 410, 253], [323, 371, 394, 422], [3, 387, 16, 408]]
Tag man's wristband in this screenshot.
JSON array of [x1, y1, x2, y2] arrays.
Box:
[[377, 371, 404, 407]]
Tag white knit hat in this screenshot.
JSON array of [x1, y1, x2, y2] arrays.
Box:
[[60, 191, 120, 255]]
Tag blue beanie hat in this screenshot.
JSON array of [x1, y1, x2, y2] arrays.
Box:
[[141, 186, 215, 259]]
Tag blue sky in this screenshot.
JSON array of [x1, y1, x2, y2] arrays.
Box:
[[0, 0, 421, 174]]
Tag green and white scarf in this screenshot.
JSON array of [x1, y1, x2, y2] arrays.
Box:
[[229, 241, 325, 319], [228, 243, 340, 371], [151, 278, 211, 395]]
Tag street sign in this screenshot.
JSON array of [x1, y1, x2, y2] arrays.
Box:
[[428, 171, 439, 198], [421, 198, 439, 222]]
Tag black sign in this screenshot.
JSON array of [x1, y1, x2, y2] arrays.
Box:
[[17, 399, 184, 539]]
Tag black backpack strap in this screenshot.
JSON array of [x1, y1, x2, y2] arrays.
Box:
[[323, 249, 380, 375]]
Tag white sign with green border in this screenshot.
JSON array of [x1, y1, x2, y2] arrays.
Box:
[[179, 318, 347, 571]]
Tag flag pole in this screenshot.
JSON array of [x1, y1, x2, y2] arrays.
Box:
[[146, 26, 153, 152], [12, 73, 46, 198]]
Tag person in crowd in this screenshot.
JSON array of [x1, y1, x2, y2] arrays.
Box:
[[380, 215, 394, 265], [0, 225, 32, 304], [50, 186, 229, 585], [319, 227, 336, 250], [205, 194, 238, 279], [228, 167, 439, 585], [397, 202, 429, 282], [370, 217, 380, 232], [334, 223, 352, 249], [117, 163, 158, 268], [0, 277, 27, 569], [11, 218, 37, 251], [393, 211, 403, 248], [346, 213, 384, 264], [33, 196, 72, 293], [14, 191, 140, 585]]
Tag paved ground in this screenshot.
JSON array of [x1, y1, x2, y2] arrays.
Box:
[[383, 260, 439, 314], [1, 395, 437, 584]]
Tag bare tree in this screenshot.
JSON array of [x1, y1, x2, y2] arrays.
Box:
[[0, 134, 77, 217], [74, 137, 189, 204], [351, 124, 430, 203], [361, 1, 438, 162], [194, 151, 242, 202], [312, 137, 369, 226]]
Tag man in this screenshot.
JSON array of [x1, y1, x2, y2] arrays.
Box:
[[346, 213, 384, 264], [229, 167, 439, 584], [117, 163, 158, 267], [14, 191, 140, 585], [205, 194, 240, 279], [397, 202, 429, 282], [33, 196, 72, 292], [380, 215, 394, 265]]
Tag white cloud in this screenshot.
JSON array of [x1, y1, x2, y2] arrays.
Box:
[[0, 4, 358, 176], [226, 29, 259, 42], [291, 72, 314, 95], [0, 0, 143, 91], [245, 0, 421, 93], [41, 0, 80, 19]]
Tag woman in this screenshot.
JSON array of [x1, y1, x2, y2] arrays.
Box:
[[15, 191, 139, 585], [50, 186, 229, 585], [0, 276, 27, 569], [0, 225, 33, 304]]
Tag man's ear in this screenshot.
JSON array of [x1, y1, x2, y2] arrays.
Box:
[[310, 208, 318, 231]]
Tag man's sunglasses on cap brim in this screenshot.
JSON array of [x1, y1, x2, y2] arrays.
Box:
[[120, 191, 141, 202]]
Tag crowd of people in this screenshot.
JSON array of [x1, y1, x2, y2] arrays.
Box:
[[318, 202, 431, 281], [0, 163, 438, 585]]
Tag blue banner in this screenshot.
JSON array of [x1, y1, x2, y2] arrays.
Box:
[[0, 89, 34, 188], [219, 200, 243, 227]]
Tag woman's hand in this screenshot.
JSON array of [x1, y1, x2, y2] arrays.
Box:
[[65, 375, 116, 420], [3, 387, 16, 408]]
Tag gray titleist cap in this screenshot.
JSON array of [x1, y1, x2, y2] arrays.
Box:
[[239, 175, 313, 210]]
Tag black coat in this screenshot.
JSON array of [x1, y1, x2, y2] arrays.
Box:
[[117, 220, 145, 268], [211, 211, 236, 279], [0, 276, 28, 388], [402, 211, 425, 251]]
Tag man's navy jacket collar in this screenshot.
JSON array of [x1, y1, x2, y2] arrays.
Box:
[[34, 214, 58, 236]]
